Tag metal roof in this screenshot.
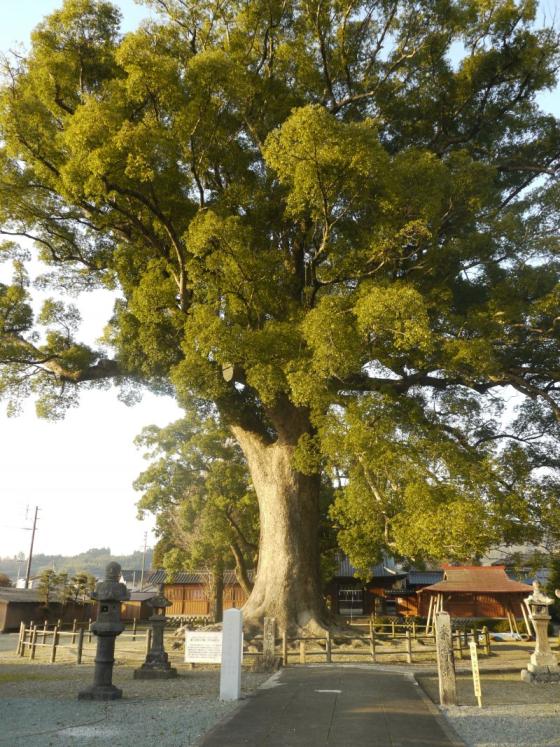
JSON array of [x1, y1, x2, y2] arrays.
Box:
[[336, 555, 403, 579], [407, 571, 444, 586], [128, 591, 159, 602], [0, 589, 46, 604], [421, 565, 533, 594]]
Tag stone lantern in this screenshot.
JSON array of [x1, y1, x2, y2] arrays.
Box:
[[134, 588, 177, 679], [521, 581, 560, 684], [78, 561, 130, 700]]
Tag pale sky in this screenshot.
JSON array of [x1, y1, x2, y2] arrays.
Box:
[[0, 0, 182, 561], [0, 1, 559, 562]]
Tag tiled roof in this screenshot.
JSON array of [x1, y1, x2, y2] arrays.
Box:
[[147, 569, 255, 586], [421, 565, 533, 594]]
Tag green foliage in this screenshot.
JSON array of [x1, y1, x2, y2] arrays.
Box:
[[134, 402, 258, 581], [0, 0, 559, 577]]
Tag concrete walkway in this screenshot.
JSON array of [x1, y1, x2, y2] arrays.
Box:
[[198, 666, 463, 746]]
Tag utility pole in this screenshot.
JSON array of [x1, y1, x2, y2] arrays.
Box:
[[24, 506, 39, 589], [140, 531, 148, 590]]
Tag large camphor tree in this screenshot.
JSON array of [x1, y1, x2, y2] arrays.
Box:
[[1, 0, 559, 632]]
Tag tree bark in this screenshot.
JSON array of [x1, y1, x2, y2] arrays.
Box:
[[230, 541, 254, 597], [231, 407, 329, 635]]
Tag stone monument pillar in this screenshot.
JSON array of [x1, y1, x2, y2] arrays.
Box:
[[134, 590, 177, 679], [521, 581, 560, 684], [78, 561, 130, 701]]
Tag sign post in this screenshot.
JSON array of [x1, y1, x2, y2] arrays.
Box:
[[469, 640, 482, 708], [220, 608, 243, 701]]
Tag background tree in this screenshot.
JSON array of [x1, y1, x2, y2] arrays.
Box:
[[134, 404, 259, 599], [37, 569, 64, 606], [0, 573, 12, 587], [0, 0, 559, 631], [68, 572, 97, 604]]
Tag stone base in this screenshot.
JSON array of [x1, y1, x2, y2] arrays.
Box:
[[521, 667, 560, 684], [133, 666, 178, 680], [78, 684, 123, 700]]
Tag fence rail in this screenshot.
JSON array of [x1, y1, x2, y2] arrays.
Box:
[[16, 621, 155, 664], [15, 617, 492, 667]]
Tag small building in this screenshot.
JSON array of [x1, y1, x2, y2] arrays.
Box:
[[386, 570, 444, 617], [419, 565, 533, 633], [147, 570, 250, 618], [324, 556, 405, 617], [0, 589, 93, 633], [120, 591, 159, 622]]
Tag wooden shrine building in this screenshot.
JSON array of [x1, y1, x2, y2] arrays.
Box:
[[419, 565, 533, 633]]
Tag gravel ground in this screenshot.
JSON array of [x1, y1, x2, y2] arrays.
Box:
[[443, 704, 560, 747], [0, 658, 271, 747], [418, 671, 560, 746]]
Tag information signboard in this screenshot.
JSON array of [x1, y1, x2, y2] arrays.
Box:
[[185, 631, 222, 663]]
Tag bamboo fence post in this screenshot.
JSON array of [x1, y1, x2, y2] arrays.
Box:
[[299, 639, 306, 664], [22, 624, 30, 656], [71, 619, 77, 644], [29, 625, 38, 661], [391, 620, 396, 639], [483, 626, 490, 655], [456, 631, 463, 659], [326, 631, 332, 663], [412, 621, 417, 640], [16, 622, 24, 655], [405, 630, 412, 664], [42, 620, 48, 644], [471, 627, 477, 648], [370, 620, 376, 663], [57, 618, 61, 630], [282, 631, 288, 667], [88, 618, 92, 643], [132, 618, 137, 641], [50, 626, 59, 663], [76, 627, 84, 664]]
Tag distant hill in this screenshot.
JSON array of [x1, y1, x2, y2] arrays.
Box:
[[0, 547, 154, 581]]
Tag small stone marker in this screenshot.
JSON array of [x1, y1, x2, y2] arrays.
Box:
[[435, 611, 457, 706], [263, 617, 276, 669], [469, 640, 482, 707], [220, 608, 243, 701]]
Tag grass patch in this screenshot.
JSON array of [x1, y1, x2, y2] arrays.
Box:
[[0, 672, 62, 683]]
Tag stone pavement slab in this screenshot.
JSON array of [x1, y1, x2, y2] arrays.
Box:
[[198, 666, 463, 746]]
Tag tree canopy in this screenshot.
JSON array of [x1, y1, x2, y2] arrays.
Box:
[[0, 0, 559, 626]]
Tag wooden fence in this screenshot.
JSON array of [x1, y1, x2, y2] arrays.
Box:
[[273, 620, 491, 666], [15, 617, 492, 667], [16, 619, 155, 664]]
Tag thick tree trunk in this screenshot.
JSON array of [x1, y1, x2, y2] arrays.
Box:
[[231, 410, 329, 635]]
